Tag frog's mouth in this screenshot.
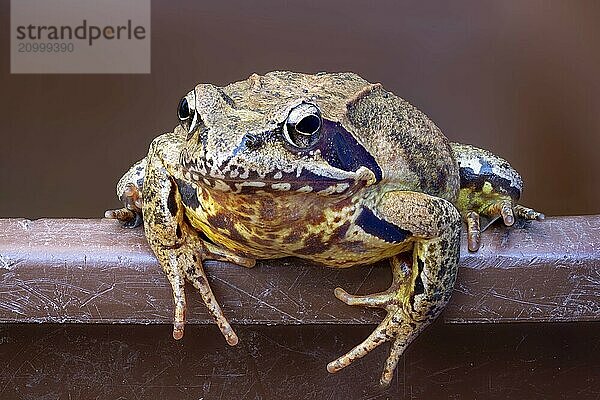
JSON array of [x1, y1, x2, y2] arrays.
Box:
[[182, 164, 377, 196]]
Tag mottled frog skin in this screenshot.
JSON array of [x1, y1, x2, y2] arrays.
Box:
[[106, 71, 543, 386]]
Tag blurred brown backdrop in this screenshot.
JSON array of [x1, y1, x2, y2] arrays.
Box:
[[1, 0, 599, 218]]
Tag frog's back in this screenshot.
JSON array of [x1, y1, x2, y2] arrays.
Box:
[[224, 71, 459, 203]]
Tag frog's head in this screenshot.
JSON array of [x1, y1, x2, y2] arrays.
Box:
[[175, 72, 382, 196]]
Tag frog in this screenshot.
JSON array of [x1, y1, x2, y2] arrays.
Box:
[[105, 71, 544, 387]]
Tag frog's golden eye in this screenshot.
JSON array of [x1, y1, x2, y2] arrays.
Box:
[[283, 102, 322, 148], [177, 93, 200, 137]]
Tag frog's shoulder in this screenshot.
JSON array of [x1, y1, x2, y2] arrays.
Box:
[[337, 77, 459, 201]]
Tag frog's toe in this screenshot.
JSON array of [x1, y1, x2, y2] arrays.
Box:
[[514, 204, 545, 221], [381, 336, 409, 387], [165, 270, 187, 340], [487, 199, 515, 226], [334, 287, 393, 308], [327, 314, 392, 374], [334, 255, 407, 308], [104, 207, 134, 222], [327, 308, 420, 387], [104, 207, 143, 228], [486, 200, 546, 227], [185, 257, 239, 346], [203, 242, 256, 269], [465, 211, 482, 252]]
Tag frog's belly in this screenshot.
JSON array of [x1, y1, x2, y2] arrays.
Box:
[[184, 190, 412, 267]]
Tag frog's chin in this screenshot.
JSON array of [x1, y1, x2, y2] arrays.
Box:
[[182, 165, 376, 196]]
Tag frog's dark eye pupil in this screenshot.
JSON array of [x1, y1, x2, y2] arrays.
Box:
[[283, 102, 322, 149], [178, 97, 190, 120], [178, 92, 203, 139], [295, 115, 321, 136]]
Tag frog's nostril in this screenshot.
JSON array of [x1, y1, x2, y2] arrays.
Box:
[[232, 134, 263, 156], [244, 134, 263, 150]]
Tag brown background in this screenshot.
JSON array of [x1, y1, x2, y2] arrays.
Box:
[[0, 0, 599, 218]]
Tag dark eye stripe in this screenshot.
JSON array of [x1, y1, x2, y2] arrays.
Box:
[[355, 206, 411, 243], [318, 119, 383, 182]]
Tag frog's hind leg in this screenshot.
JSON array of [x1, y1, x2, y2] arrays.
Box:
[[105, 158, 147, 228], [451, 143, 544, 251], [328, 191, 461, 386]]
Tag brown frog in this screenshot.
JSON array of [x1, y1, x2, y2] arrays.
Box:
[[106, 71, 543, 386]]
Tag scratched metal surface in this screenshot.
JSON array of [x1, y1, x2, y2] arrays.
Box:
[[0, 323, 598, 399], [0, 216, 598, 324]]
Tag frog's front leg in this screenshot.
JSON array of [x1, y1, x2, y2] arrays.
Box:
[[142, 134, 254, 345], [451, 143, 544, 251], [105, 154, 251, 268], [328, 191, 461, 387]]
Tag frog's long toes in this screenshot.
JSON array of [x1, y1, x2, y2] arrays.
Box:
[[334, 287, 394, 308], [105, 208, 143, 228], [104, 207, 133, 222], [169, 278, 187, 340], [486, 200, 545, 228], [186, 261, 239, 346], [220, 323, 239, 346], [465, 211, 481, 252], [327, 317, 391, 373], [514, 204, 545, 221]]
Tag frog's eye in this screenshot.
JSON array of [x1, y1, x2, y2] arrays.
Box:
[[283, 102, 322, 148], [178, 97, 191, 120], [177, 92, 200, 137]]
